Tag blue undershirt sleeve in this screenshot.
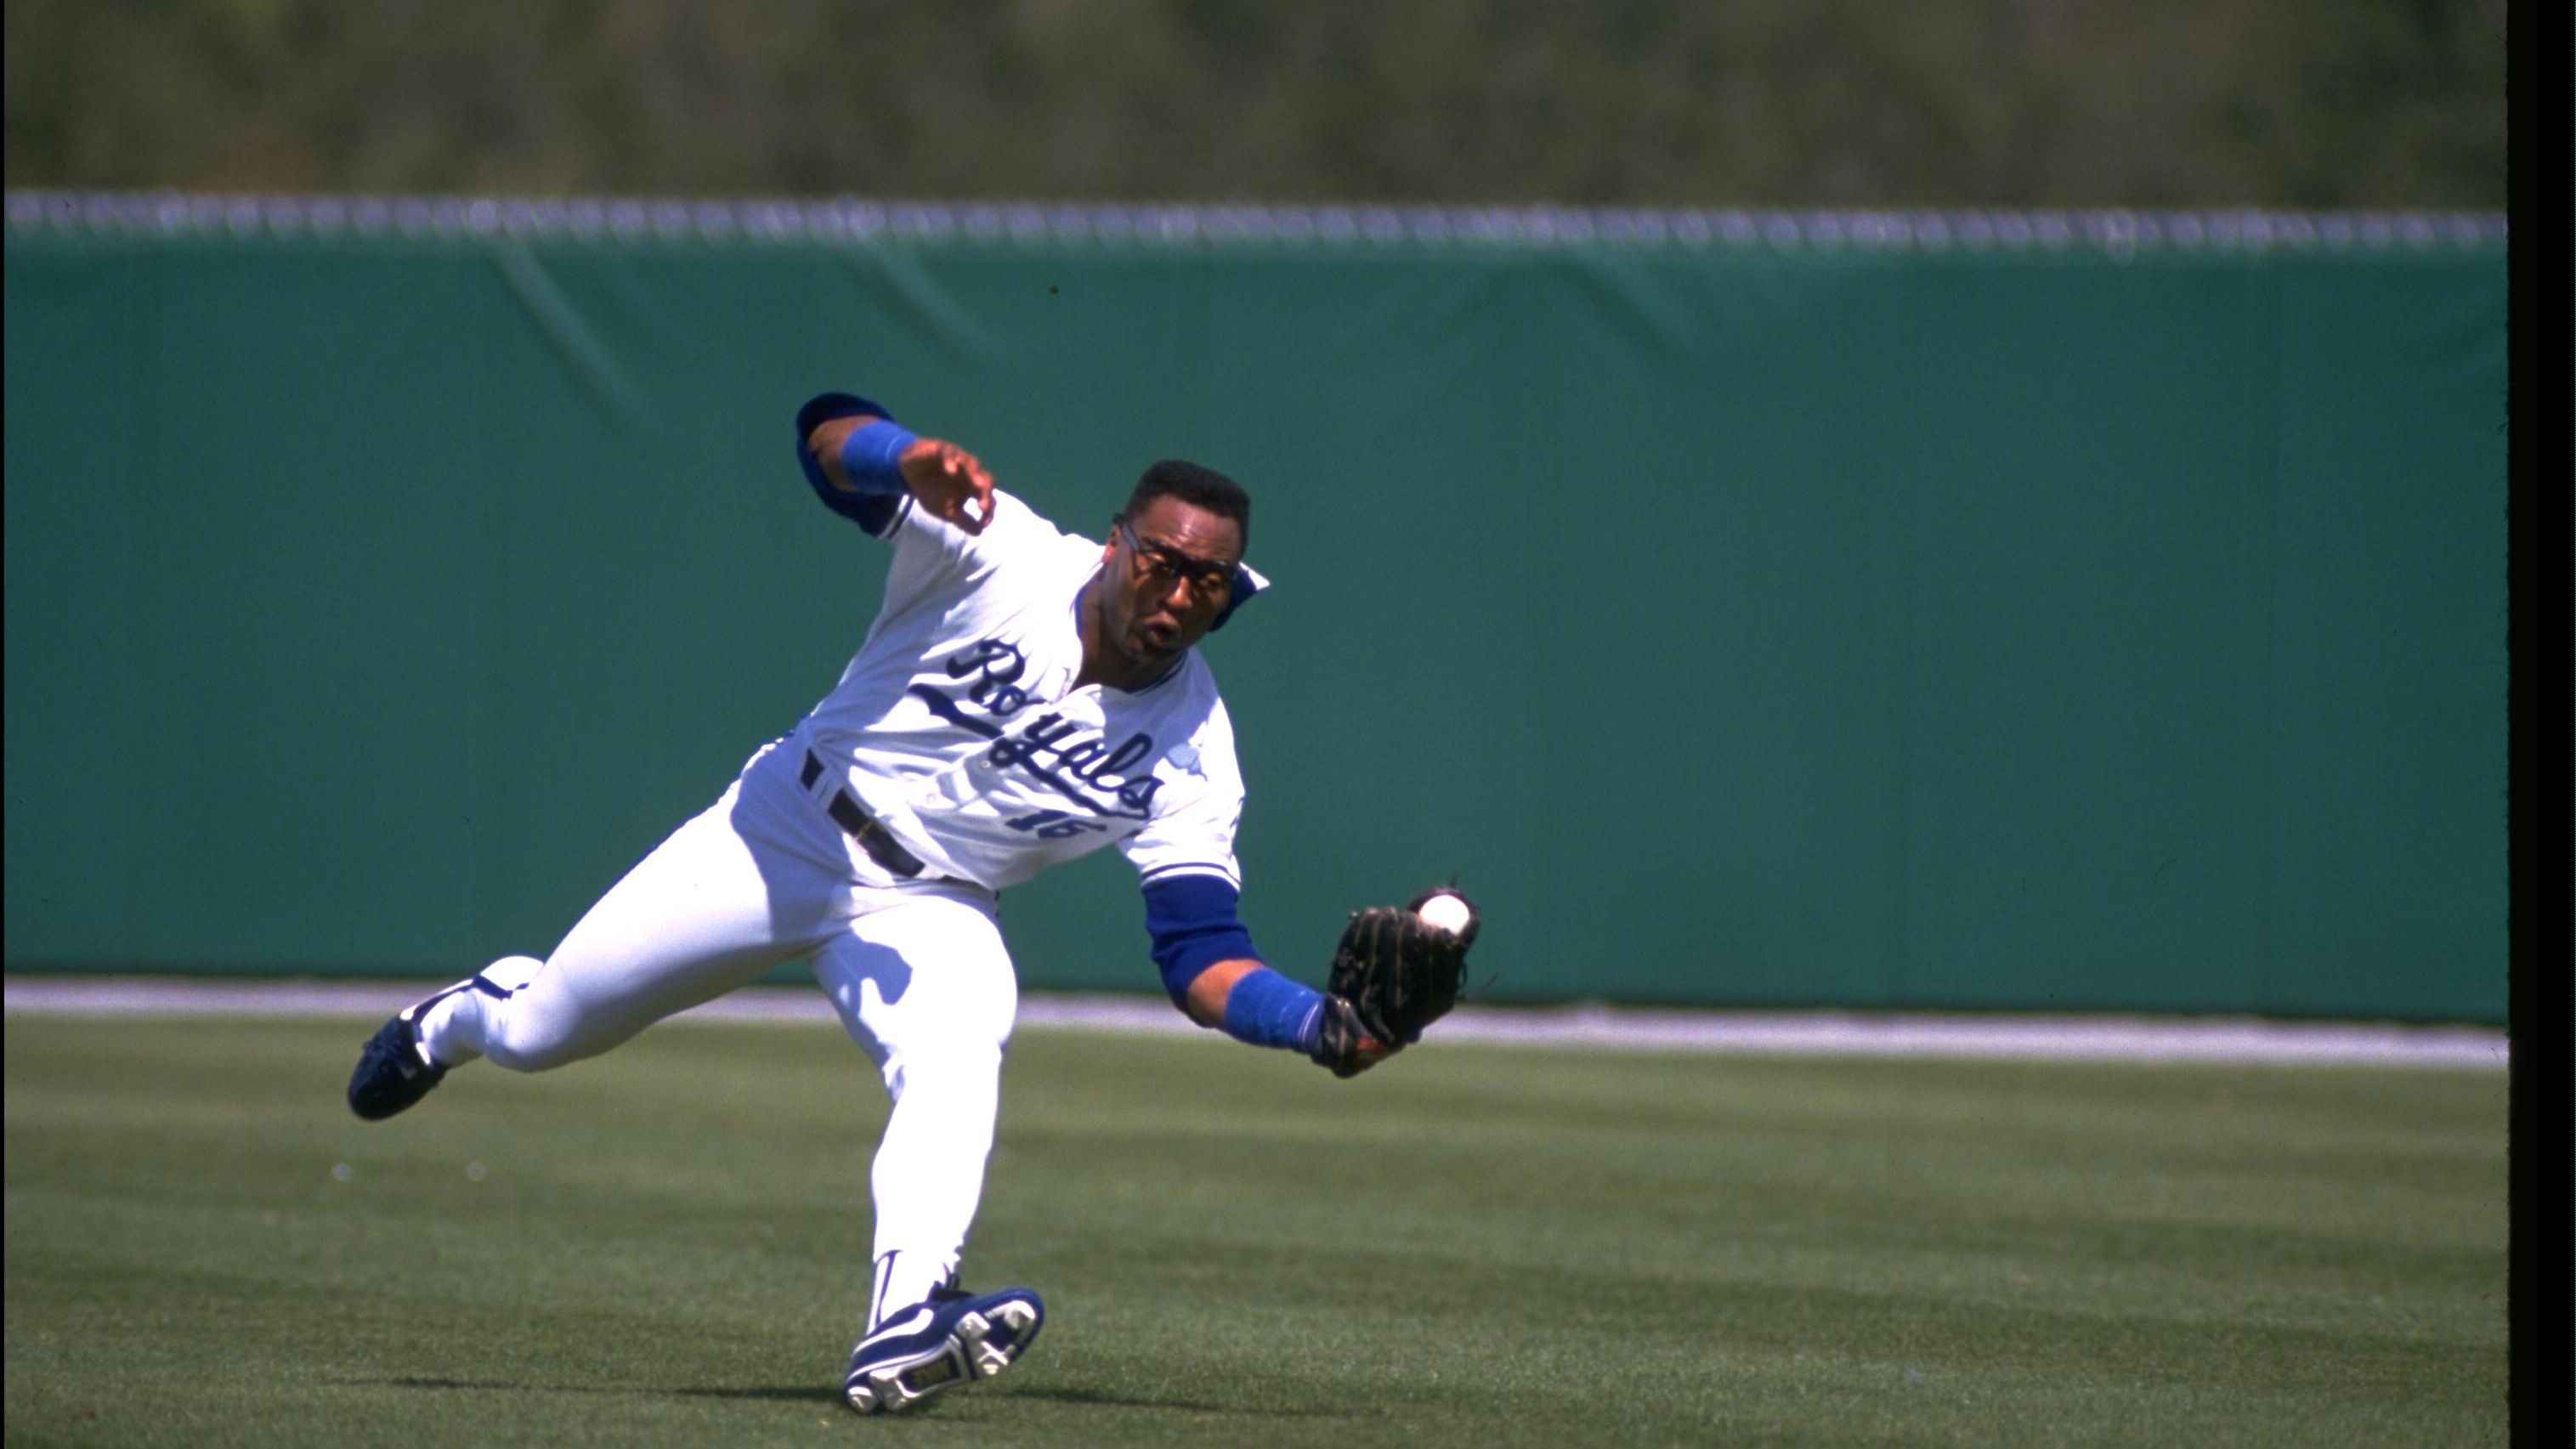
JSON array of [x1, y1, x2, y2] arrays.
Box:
[[794, 391, 910, 536], [1141, 873, 1261, 1005], [1141, 874, 1323, 1054]]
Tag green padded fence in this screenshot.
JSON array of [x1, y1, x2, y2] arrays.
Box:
[[3, 197, 2507, 1021]]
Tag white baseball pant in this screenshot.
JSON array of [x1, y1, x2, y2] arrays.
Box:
[[415, 738, 1016, 1322]]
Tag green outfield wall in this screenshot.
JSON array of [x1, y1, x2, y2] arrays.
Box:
[[3, 200, 2507, 1022]]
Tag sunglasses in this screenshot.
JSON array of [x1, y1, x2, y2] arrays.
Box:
[[1115, 518, 1237, 604]]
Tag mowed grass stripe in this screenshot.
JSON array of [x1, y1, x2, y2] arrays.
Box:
[[4, 1017, 2505, 1448]]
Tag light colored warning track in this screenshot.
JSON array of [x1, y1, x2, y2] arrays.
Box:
[[4, 976, 2506, 1070]]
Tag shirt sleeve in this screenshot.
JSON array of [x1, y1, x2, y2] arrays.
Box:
[[871, 487, 1078, 627], [1117, 697, 1245, 892], [794, 392, 1092, 625]]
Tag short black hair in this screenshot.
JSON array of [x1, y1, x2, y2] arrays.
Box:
[[1124, 460, 1251, 552]]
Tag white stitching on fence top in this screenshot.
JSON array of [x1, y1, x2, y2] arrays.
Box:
[[3, 190, 2507, 255]]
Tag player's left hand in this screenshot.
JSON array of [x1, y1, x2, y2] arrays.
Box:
[[1309, 994, 1401, 1078], [900, 439, 997, 534], [1309, 892, 1477, 1078]]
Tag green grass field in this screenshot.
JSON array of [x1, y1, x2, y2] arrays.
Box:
[[5, 1014, 2505, 1448]]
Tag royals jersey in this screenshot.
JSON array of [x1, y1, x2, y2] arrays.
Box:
[[795, 486, 1247, 895]]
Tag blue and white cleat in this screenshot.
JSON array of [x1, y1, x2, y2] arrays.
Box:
[[346, 980, 472, 1121], [842, 1283, 1045, 1414]]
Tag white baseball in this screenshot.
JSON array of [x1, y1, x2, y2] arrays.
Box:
[[1415, 892, 1473, 935]]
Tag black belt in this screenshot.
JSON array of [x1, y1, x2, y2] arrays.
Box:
[[801, 751, 929, 879]]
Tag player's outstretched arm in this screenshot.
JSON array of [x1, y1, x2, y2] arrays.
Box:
[[806, 413, 997, 534], [1180, 958, 1266, 1025], [1142, 878, 1466, 1078], [1184, 958, 1398, 1075]]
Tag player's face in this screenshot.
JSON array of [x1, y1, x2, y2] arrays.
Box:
[[1100, 496, 1243, 671]]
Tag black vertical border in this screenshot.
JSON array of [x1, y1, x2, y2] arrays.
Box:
[[2503, 1, 2569, 1445]]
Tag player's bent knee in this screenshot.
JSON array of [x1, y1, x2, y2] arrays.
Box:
[[884, 1044, 1005, 1105]]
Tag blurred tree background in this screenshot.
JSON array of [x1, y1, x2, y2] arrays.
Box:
[[4, 0, 2505, 207]]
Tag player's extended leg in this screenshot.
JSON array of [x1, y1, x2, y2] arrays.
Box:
[[424, 788, 807, 1073], [814, 892, 1043, 1412], [349, 769, 843, 1118]]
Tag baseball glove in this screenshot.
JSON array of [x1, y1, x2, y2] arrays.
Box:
[[1308, 887, 1480, 1078]]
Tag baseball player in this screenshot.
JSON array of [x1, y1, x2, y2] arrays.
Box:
[[345, 391, 1467, 1414]]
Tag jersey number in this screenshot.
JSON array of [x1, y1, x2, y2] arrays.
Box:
[[1005, 810, 1109, 840]]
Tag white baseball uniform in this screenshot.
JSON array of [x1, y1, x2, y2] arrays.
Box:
[[416, 474, 1258, 1321]]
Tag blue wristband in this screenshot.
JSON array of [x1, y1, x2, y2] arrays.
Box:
[[1220, 968, 1328, 1053], [838, 418, 919, 499]]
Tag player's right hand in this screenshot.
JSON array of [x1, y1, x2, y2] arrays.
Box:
[[900, 439, 997, 534]]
